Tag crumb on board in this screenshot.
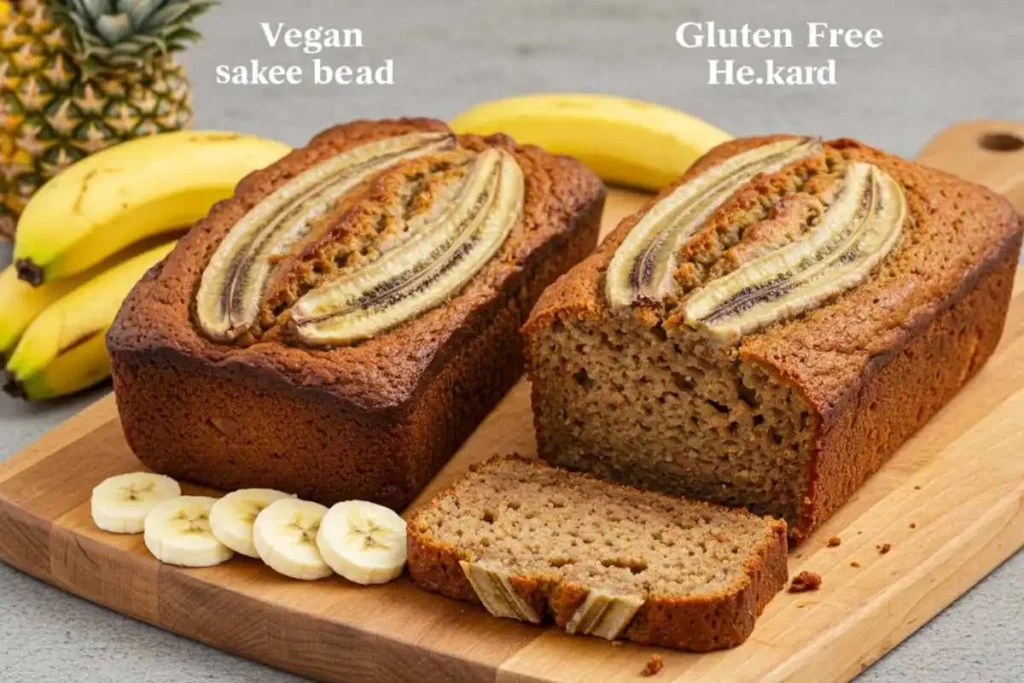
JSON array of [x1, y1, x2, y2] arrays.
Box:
[[913, 485, 921, 490], [909, 523, 917, 529], [878, 543, 892, 555], [643, 654, 664, 677], [827, 536, 841, 547], [789, 571, 822, 593], [850, 561, 861, 568]]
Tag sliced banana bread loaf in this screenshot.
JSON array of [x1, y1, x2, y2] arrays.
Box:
[[523, 136, 1022, 543], [108, 118, 605, 510], [407, 455, 788, 651]]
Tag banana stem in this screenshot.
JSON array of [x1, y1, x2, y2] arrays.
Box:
[[2, 373, 24, 399], [14, 259, 44, 286]]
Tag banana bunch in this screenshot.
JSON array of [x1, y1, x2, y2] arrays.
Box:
[[2, 130, 290, 400], [450, 93, 732, 191]]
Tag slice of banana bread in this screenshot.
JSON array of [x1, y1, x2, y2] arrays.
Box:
[[407, 455, 788, 652], [523, 136, 1022, 543]]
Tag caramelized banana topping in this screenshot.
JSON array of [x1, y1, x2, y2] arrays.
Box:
[[606, 137, 822, 308], [684, 162, 906, 340], [196, 132, 455, 341], [290, 147, 523, 346]]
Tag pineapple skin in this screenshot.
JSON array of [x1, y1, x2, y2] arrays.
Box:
[[0, 0, 194, 241]]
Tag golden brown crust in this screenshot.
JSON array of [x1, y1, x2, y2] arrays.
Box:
[[108, 118, 605, 509], [523, 135, 1023, 543], [406, 455, 788, 652], [790, 244, 1019, 542]]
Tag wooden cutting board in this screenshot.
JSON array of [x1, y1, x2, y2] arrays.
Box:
[[1, 121, 1023, 683]]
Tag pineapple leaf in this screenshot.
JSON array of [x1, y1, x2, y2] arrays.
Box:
[[168, 26, 202, 39], [78, 0, 115, 17], [94, 13, 133, 44], [129, 33, 166, 50], [123, 0, 164, 29], [141, 3, 193, 31], [165, 27, 203, 47], [51, 0, 217, 74]]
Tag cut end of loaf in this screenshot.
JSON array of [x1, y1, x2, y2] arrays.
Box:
[[526, 308, 816, 537], [523, 134, 1023, 546], [407, 456, 788, 651]]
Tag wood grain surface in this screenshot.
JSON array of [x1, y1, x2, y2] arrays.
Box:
[[0, 122, 1022, 683]]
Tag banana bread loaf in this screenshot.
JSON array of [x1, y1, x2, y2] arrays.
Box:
[[108, 118, 605, 509], [523, 136, 1022, 543], [407, 455, 787, 651]]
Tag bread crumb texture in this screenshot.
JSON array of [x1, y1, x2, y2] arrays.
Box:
[[643, 654, 665, 677], [789, 571, 822, 593]]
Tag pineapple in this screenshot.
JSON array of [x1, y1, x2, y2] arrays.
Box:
[[0, 0, 215, 240]]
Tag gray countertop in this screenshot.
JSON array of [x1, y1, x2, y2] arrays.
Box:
[[1, 1, 1022, 680]]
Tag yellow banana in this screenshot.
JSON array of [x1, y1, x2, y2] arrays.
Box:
[[13, 130, 290, 285], [5, 240, 176, 400], [0, 264, 86, 359], [450, 93, 732, 191], [0, 235, 179, 358], [8, 332, 110, 401]]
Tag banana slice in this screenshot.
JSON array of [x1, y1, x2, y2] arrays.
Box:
[[253, 498, 333, 580], [91, 472, 182, 534], [209, 488, 294, 558], [317, 500, 408, 585], [143, 496, 234, 567]]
